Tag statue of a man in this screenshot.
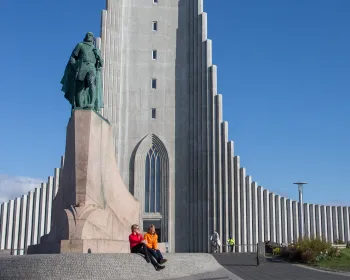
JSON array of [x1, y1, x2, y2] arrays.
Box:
[[61, 32, 104, 112]]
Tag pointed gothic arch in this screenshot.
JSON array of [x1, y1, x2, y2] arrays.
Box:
[[130, 134, 169, 242]]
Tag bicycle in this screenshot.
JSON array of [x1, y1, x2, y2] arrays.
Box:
[[211, 241, 219, 253]]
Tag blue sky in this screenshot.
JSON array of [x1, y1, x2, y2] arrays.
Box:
[[0, 0, 349, 205]]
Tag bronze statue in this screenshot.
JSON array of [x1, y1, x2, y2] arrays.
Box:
[[61, 32, 104, 112]]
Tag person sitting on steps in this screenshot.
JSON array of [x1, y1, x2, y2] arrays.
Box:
[[129, 224, 165, 271], [144, 224, 167, 265]]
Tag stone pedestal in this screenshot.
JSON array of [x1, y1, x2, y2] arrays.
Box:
[[28, 110, 140, 254]]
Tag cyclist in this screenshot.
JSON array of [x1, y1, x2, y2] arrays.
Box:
[[210, 230, 221, 253]]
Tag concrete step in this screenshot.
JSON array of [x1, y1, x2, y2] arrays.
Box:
[[0, 253, 242, 280], [0, 249, 11, 255]]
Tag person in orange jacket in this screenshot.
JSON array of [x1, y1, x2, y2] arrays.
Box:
[[144, 224, 167, 264]]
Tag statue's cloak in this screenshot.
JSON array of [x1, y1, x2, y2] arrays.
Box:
[[60, 61, 76, 107], [60, 60, 104, 110]]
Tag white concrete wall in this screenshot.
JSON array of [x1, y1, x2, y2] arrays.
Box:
[[0, 166, 62, 255]]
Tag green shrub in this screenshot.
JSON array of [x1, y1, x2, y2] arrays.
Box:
[[273, 247, 281, 256], [265, 241, 280, 254], [296, 238, 331, 255], [315, 252, 328, 262], [274, 238, 336, 264], [286, 238, 332, 264], [334, 239, 345, 245], [279, 247, 290, 259], [327, 247, 339, 258], [288, 248, 302, 262], [301, 249, 317, 264]]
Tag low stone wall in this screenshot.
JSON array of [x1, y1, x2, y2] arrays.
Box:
[[0, 253, 241, 280]]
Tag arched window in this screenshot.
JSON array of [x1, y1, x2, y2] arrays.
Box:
[[144, 146, 161, 213]]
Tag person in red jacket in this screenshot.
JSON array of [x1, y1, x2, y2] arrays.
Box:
[[129, 224, 165, 271]]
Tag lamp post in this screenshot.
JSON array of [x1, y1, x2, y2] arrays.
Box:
[[293, 182, 307, 239]]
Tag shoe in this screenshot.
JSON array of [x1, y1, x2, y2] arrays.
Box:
[[156, 265, 165, 271], [159, 259, 167, 264]]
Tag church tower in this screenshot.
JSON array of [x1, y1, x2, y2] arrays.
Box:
[[99, 0, 218, 252]]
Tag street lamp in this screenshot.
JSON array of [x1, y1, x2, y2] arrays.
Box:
[[293, 182, 308, 239]]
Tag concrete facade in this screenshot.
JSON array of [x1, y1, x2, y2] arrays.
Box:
[[1, 0, 350, 254]]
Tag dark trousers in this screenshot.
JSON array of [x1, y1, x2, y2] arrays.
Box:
[[131, 243, 159, 267], [148, 248, 163, 262], [229, 245, 234, 252]]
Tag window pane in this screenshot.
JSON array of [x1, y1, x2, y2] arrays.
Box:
[[156, 156, 161, 212], [152, 79, 157, 89], [150, 153, 156, 212], [152, 50, 157, 60], [145, 154, 150, 212]]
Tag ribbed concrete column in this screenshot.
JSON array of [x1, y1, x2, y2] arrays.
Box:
[[338, 207, 344, 242], [320, 205, 327, 242], [221, 122, 229, 251], [11, 198, 21, 255], [200, 10, 209, 253], [245, 176, 252, 252], [286, 199, 293, 243], [60, 155, 64, 168], [257, 186, 264, 243], [326, 206, 333, 243], [292, 201, 299, 242], [38, 183, 47, 243], [204, 34, 213, 252], [233, 156, 241, 252], [227, 142, 235, 242], [53, 168, 60, 197], [269, 193, 276, 242], [46, 177, 54, 234], [349, 207, 350, 239], [209, 66, 217, 251], [315, 205, 322, 239], [5, 200, 14, 250], [251, 182, 258, 249], [309, 204, 316, 239], [31, 187, 41, 245], [343, 207, 350, 242], [263, 190, 270, 241], [18, 195, 27, 255], [240, 168, 247, 252], [275, 195, 282, 244], [280, 197, 287, 244], [214, 94, 223, 252], [332, 206, 339, 241], [189, 5, 197, 250], [304, 203, 310, 239], [25, 191, 34, 249], [0, 202, 8, 249]]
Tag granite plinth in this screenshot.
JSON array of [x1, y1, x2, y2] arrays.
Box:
[[28, 110, 140, 254], [0, 253, 242, 280]]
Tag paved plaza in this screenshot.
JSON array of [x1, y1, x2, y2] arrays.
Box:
[[214, 253, 350, 280]]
